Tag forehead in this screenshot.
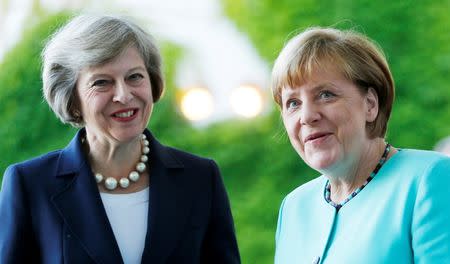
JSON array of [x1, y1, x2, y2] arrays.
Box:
[[280, 66, 347, 95], [279, 57, 347, 85], [81, 46, 145, 75]]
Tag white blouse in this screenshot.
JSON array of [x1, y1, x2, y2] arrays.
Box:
[[100, 187, 149, 264]]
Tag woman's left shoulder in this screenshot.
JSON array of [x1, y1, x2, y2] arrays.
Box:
[[145, 130, 216, 169], [160, 144, 217, 169], [398, 149, 450, 181], [391, 149, 450, 169], [383, 149, 450, 187], [397, 148, 449, 159]]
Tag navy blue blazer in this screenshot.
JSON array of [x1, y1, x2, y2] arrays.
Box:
[[0, 129, 240, 263]]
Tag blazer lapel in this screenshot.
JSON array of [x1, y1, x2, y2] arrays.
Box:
[[51, 130, 123, 264], [141, 131, 193, 263]]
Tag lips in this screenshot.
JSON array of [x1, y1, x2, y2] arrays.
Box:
[[111, 108, 139, 121], [304, 132, 332, 143]]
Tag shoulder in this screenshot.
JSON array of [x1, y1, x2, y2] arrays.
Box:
[[3, 150, 63, 183], [386, 149, 450, 219], [154, 142, 222, 185], [10, 150, 62, 173], [402, 149, 450, 187], [277, 176, 326, 222], [404, 151, 450, 260], [388, 149, 450, 179], [394, 149, 449, 163], [1, 151, 65, 199], [156, 140, 219, 174], [163, 145, 216, 168], [146, 129, 217, 171], [283, 176, 326, 206]]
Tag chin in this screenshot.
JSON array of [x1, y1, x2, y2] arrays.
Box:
[[305, 154, 338, 172], [113, 129, 143, 142]]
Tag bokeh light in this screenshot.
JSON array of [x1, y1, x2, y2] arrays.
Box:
[[180, 87, 214, 121], [230, 84, 264, 118]]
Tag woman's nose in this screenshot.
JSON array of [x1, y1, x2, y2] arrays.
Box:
[[300, 102, 321, 125], [113, 81, 133, 104]]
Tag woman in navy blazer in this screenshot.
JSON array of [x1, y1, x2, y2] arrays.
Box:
[[0, 14, 240, 264]]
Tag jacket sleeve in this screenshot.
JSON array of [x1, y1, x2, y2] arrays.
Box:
[[201, 160, 241, 264], [412, 157, 450, 264], [0, 165, 39, 262]]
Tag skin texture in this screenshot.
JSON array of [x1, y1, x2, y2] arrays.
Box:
[[76, 46, 153, 193], [280, 68, 390, 202]]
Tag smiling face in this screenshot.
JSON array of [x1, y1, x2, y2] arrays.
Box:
[[76, 46, 153, 143], [281, 68, 379, 173]]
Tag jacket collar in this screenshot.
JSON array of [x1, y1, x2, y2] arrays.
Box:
[[55, 128, 183, 177], [55, 129, 87, 177], [143, 129, 184, 169]]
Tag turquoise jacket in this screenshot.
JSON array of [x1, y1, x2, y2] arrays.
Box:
[[275, 150, 450, 264]]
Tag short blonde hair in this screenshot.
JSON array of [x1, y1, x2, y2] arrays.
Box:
[[272, 27, 394, 138]]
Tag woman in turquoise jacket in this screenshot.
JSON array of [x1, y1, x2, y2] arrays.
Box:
[[271, 27, 450, 264]]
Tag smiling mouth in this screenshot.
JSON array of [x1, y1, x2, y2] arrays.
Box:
[[111, 108, 139, 120], [114, 110, 135, 118], [304, 133, 332, 144]]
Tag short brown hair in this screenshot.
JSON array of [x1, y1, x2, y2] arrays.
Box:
[[272, 27, 394, 138]]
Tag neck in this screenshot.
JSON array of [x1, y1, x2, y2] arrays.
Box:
[[83, 131, 142, 180], [325, 138, 387, 203]]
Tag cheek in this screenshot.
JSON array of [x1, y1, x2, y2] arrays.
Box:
[[282, 115, 302, 148], [282, 114, 294, 135], [78, 95, 92, 115], [346, 107, 366, 128], [78, 88, 105, 110], [139, 85, 153, 103], [87, 96, 107, 113], [334, 111, 366, 145], [284, 116, 299, 137]]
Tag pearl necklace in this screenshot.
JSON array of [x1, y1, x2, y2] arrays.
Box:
[[91, 134, 150, 191]]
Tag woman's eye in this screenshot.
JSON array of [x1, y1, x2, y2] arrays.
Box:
[[286, 99, 300, 110], [128, 73, 144, 82], [91, 79, 110, 87], [319, 90, 335, 100]]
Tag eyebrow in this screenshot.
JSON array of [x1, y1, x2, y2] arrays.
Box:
[[282, 82, 336, 98], [126, 66, 147, 74], [85, 66, 147, 84], [312, 82, 338, 90]]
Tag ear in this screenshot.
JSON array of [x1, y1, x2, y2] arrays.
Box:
[[70, 93, 83, 121], [365, 87, 379, 122]]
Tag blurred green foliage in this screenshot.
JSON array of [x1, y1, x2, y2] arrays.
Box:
[[0, 2, 449, 263], [0, 13, 76, 172]]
